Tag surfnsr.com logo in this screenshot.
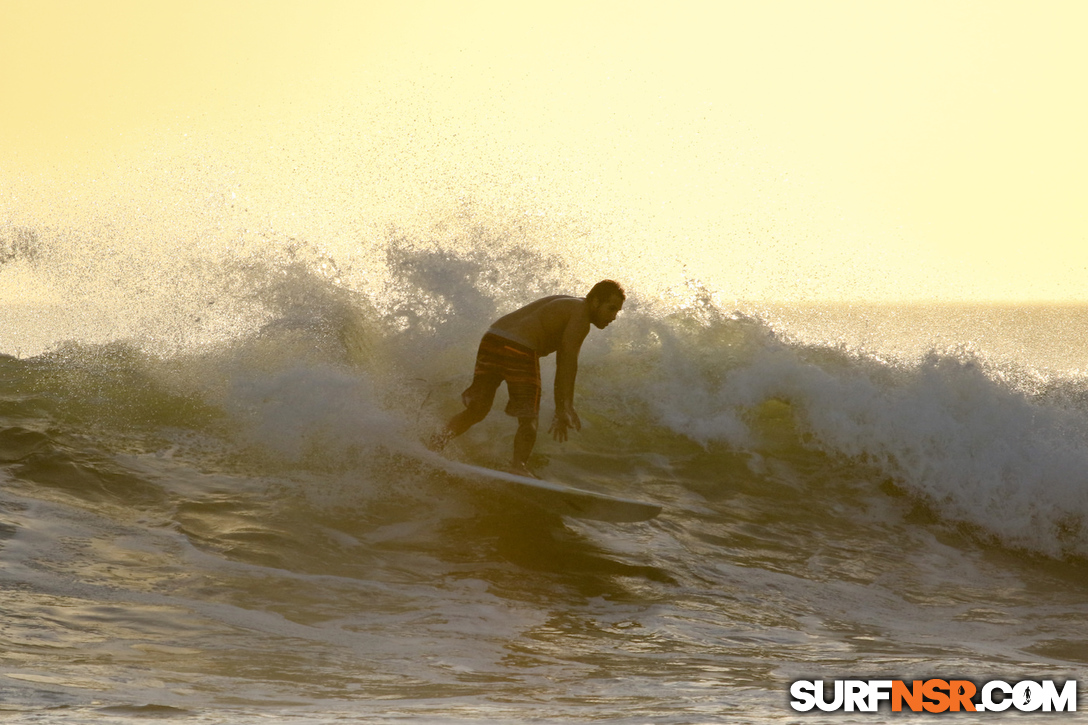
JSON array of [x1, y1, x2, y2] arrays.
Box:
[[790, 679, 1077, 713]]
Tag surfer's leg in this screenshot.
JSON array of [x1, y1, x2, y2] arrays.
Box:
[[511, 416, 538, 477], [429, 372, 501, 450], [428, 335, 507, 450], [428, 385, 496, 450], [503, 348, 541, 476], [448, 398, 491, 435]]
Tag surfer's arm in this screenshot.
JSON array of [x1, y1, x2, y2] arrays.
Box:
[[549, 323, 586, 441]]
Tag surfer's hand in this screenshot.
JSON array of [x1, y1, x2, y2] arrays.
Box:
[[549, 407, 581, 441]]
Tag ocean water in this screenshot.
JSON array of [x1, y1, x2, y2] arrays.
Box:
[[1, 223, 1087, 723]]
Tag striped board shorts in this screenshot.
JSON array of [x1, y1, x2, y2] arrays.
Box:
[[461, 332, 541, 419]]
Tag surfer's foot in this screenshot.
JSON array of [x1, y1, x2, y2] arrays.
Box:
[[509, 462, 540, 479], [426, 429, 453, 452]]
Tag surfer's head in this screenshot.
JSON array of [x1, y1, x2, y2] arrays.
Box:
[[586, 280, 625, 329]]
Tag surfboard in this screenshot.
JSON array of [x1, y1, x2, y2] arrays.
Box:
[[436, 458, 661, 523]]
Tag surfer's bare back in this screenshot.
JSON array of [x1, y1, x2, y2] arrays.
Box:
[[429, 280, 626, 477]]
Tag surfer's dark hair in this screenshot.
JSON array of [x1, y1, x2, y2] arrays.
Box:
[[587, 280, 625, 304]]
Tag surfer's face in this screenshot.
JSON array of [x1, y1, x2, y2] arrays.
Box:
[[590, 294, 624, 329]]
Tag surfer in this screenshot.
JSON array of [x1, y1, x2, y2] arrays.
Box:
[[428, 280, 626, 477]]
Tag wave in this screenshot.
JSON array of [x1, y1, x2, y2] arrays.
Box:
[[3, 223, 1088, 565], [629, 317, 1088, 558]]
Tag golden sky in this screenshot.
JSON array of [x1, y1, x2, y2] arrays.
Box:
[[2, 0, 1086, 301]]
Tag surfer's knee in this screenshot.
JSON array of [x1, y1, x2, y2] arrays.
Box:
[[460, 393, 492, 423], [516, 417, 538, 432]]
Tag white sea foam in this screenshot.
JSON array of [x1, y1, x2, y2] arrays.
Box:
[[642, 315, 1088, 557]]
